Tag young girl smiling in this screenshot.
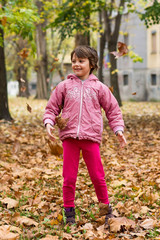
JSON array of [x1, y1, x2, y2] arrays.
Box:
[[43, 45, 127, 225]]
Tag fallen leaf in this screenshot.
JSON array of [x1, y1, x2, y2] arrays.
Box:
[[13, 140, 21, 155], [20, 86, 26, 93], [109, 86, 114, 93], [99, 203, 110, 216], [62, 232, 72, 240], [0, 225, 19, 240], [140, 218, 157, 229], [50, 66, 55, 72], [1, 16, 7, 26], [20, 78, 25, 83], [48, 140, 63, 156], [108, 217, 136, 233], [40, 235, 59, 240], [19, 48, 29, 59], [55, 116, 69, 130], [110, 42, 128, 58], [83, 222, 93, 230], [26, 103, 32, 113], [12, 214, 38, 226], [1, 198, 19, 209]]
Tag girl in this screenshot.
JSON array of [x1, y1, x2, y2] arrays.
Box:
[[43, 46, 127, 225]]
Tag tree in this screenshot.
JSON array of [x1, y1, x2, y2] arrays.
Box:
[[13, 38, 30, 98], [35, 0, 48, 99], [0, 0, 38, 121], [48, 0, 100, 46], [50, 0, 158, 106], [0, 15, 12, 120], [139, 0, 160, 27]]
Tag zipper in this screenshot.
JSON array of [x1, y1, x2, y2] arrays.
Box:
[[77, 81, 84, 137]]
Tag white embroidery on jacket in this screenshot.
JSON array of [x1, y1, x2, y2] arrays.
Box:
[[66, 87, 97, 101], [84, 88, 97, 100], [66, 87, 81, 100]]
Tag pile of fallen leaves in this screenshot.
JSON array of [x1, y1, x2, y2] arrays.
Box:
[[0, 98, 159, 240]]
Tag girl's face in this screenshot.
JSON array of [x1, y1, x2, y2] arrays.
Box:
[[71, 53, 92, 80]]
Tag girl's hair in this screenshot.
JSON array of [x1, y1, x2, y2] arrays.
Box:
[[71, 45, 98, 73]]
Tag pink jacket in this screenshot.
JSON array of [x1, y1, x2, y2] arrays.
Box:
[[43, 74, 124, 144]]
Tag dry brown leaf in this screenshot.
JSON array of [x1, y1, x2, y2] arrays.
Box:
[[21, 86, 26, 93], [109, 86, 114, 93], [108, 217, 136, 233], [84, 229, 96, 239], [1, 198, 19, 209], [110, 42, 128, 58], [48, 140, 63, 156], [62, 232, 72, 240], [20, 78, 25, 83], [55, 116, 69, 130], [40, 235, 59, 240], [140, 218, 157, 229], [1, 16, 7, 26], [13, 140, 21, 154], [83, 223, 94, 230], [0, 225, 19, 240], [26, 103, 32, 113], [19, 48, 29, 59], [99, 203, 110, 216], [12, 214, 38, 226]]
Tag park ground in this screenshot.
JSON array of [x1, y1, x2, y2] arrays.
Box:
[[0, 98, 160, 240]]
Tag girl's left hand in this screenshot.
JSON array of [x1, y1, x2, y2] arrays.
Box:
[[116, 131, 127, 148]]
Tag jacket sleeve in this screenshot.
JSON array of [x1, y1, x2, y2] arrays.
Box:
[[43, 82, 64, 126], [99, 83, 124, 133]]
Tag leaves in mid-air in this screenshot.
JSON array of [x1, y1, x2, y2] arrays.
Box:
[[110, 42, 129, 58], [55, 116, 69, 130]]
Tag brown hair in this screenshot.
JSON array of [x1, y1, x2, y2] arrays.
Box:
[[71, 45, 98, 73]]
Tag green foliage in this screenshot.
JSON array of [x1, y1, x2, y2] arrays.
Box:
[[128, 50, 143, 63], [139, 0, 160, 28], [0, 0, 39, 41], [48, 0, 106, 40]]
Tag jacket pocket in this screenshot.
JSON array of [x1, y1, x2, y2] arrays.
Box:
[[91, 112, 103, 134]]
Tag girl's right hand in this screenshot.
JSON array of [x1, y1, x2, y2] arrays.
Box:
[[46, 124, 56, 141]]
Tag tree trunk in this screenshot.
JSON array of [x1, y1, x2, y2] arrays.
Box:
[[98, 11, 106, 83], [35, 0, 48, 99], [108, 40, 122, 106], [75, 32, 90, 47], [0, 26, 12, 121], [17, 64, 30, 98], [13, 38, 30, 98], [103, 1, 125, 106]]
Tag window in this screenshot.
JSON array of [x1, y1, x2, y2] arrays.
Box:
[[151, 31, 157, 53], [123, 74, 129, 86], [151, 74, 157, 85], [31, 83, 36, 90]]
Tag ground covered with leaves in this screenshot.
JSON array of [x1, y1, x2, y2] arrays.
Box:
[[0, 98, 160, 240]]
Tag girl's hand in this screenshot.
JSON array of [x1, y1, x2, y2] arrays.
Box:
[[116, 131, 127, 148], [46, 124, 56, 141]]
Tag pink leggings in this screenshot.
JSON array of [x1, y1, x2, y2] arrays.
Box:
[[62, 138, 109, 207]]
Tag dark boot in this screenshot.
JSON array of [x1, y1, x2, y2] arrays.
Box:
[[99, 203, 115, 226], [105, 204, 115, 225], [64, 207, 75, 225]]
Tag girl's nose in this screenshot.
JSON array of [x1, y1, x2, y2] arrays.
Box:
[[74, 61, 79, 66]]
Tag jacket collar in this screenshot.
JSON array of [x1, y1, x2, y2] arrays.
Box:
[[67, 73, 99, 82]]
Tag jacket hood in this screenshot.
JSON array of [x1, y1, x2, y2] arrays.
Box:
[[67, 73, 99, 81]]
